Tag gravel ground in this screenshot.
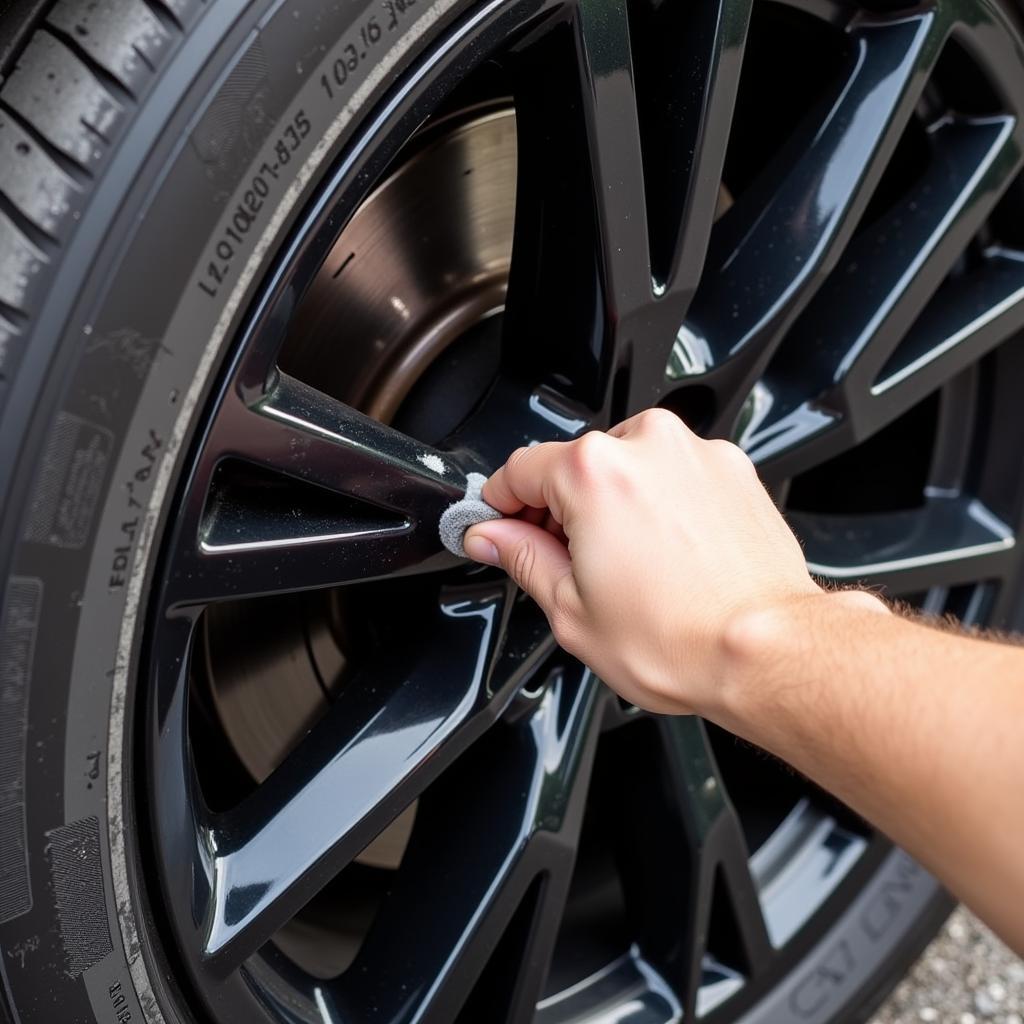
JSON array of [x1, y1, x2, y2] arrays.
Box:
[[872, 908, 1024, 1024]]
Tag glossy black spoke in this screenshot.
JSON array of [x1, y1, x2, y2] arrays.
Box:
[[751, 114, 1019, 449], [684, 10, 941, 419], [505, 0, 655, 414], [735, 384, 848, 478], [871, 247, 1024, 414], [170, 519, 458, 607], [448, 378, 594, 471], [794, 494, 1017, 594], [209, 371, 470, 509], [198, 586, 513, 970], [630, 0, 752, 301], [827, 117, 1018, 394], [618, 0, 754, 410], [617, 717, 771, 1015], [741, 117, 1022, 476], [572, 0, 653, 328], [336, 672, 603, 1023], [166, 372, 472, 606]]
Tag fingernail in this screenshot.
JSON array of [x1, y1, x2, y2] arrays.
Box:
[[464, 534, 499, 565]]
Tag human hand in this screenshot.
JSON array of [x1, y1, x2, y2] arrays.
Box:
[[468, 413, 1022, 958], [463, 409, 830, 715]]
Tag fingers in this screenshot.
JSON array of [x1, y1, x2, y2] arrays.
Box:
[[482, 429, 629, 522], [463, 518, 578, 623], [479, 410, 697, 527], [480, 443, 567, 517]]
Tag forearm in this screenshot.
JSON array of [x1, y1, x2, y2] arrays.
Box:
[[708, 593, 1024, 954]]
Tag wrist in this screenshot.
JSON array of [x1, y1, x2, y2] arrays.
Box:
[[709, 588, 889, 743]]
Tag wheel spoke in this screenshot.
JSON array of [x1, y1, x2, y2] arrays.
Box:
[[572, 0, 653, 326], [770, 114, 1020, 426], [630, 0, 752, 300], [505, 0, 654, 412], [198, 585, 512, 970], [617, 717, 771, 1015], [686, 10, 941, 408], [336, 671, 603, 1023], [209, 371, 469, 508], [794, 494, 1017, 594], [447, 378, 594, 471], [166, 372, 472, 605], [167, 499, 455, 606], [736, 384, 847, 478], [835, 117, 1016, 390], [740, 117, 1022, 475], [872, 248, 1024, 411]]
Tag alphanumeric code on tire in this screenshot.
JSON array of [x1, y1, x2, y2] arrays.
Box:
[[194, 0, 419, 301]]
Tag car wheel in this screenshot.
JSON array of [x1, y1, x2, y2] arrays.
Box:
[[0, 0, 1021, 1021]]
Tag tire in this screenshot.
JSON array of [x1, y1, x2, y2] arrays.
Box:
[[0, 0, 1018, 1020]]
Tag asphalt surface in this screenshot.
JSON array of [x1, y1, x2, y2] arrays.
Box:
[[872, 908, 1024, 1024]]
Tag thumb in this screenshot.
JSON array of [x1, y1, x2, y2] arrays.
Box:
[[464, 518, 575, 616]]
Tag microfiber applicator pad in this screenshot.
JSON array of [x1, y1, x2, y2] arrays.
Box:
[[439, 472, 502, 558]]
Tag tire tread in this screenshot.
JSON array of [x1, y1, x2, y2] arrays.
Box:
[[0, 0, 187, 392], [0, 108, 82, 239], [46, 0, 171, 93]]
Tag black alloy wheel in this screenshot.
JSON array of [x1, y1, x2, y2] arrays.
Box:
[[1, 0, 1023, 1020]]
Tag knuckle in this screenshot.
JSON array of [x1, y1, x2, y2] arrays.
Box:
[[509, 536, 538, 593], [602, 454, 638, 497], [506, 445, 533, 472], [549, 608, 577, 652], [710, 438, 755, 473], [639, 407, 682, 435], [569, 430, 611, 478], [549, 578, 582, 651], [549, 612, 574, 651]]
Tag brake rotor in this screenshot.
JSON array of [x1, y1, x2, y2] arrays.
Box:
[[284, 104, 517, 419]]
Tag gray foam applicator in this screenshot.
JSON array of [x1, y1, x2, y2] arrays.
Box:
[[439, 472, 502, 558]]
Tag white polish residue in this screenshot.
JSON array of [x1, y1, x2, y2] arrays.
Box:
[[418, 453, 447, 474]]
